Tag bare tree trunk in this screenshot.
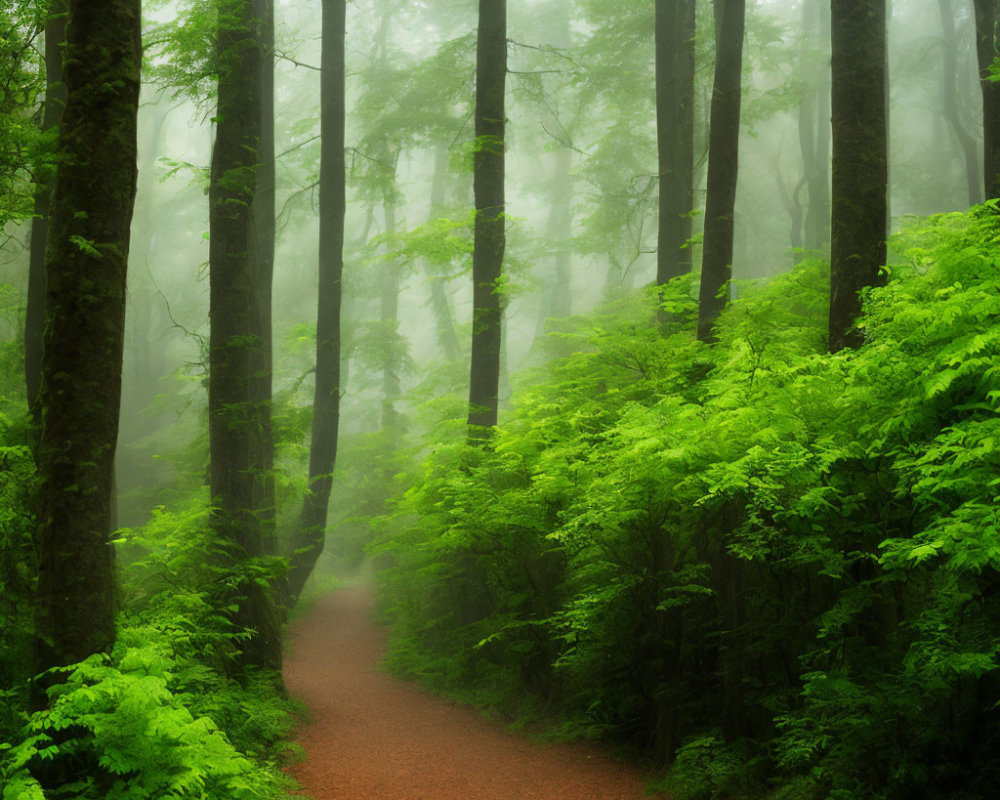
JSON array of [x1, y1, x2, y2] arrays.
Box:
[[467, 0, 506, 435], [209, 0, 282, 670], [26, 2, 67, 411], [34, 0, 140, 682], [937, 0, 980, 205], [252, 0, 277, 553], [828, 0, 887, 352], [655, 0, 696, 290], [975, 0, 1000, 198], [697, 0, 745, 342], [287, 0, 346, 605]]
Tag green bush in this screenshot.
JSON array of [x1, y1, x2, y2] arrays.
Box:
[[1, 644, 291, 800], [373, 206, 1000, 798], [1, 490, 297, 800]]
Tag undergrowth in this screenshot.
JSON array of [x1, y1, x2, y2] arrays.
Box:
[[0, 493, 299, 800], [372, 205, 1000, 800]]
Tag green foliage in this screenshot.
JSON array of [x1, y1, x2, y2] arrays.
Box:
[[658, 732, 763, 800], [0, 414, 37, 742], [0, 0, 45, 228], [144, 0, 220, 104], [2, 644, 290, 800], [374, 207, 1000, 799], [2, 490, 297, 800]]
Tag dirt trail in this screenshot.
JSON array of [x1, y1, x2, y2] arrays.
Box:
[[283, 583, 661, 800]]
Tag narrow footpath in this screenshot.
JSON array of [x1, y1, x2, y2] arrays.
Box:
[[284, 584, 662, 800]]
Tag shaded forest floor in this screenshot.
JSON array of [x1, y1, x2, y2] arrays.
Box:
[[284, 582, 662, 799]]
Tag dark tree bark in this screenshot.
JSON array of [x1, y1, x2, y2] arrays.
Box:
[[939, 0, 981, 206], [697, 0, 745, 342], [828, 0, 887, 353], [209, 0, 282, 670], [467, 0, 506, 434], [287, 0, 346, 605], [655, 0, 696, 289], [799, 0, 831, 251], [33, 0, 140, 677], [26, 2, 67, 410], [974, 0, 1000, 198], [252, 0, 277, 551]]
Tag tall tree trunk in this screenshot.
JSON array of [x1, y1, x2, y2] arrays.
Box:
[[655, 0, 696, 290], [697, 0, 745, 342], [884, 0, 892, 232], [252, 0, 277, 553], [209, 0, 282, 671], [467, 0, 506, 434], [938, 0, 980, 206], [974, 0, 1000, 198], [424, 145, 462, 361], [33, 0, 140, 680], [25, 2, 67, 411], [287, 0, 346, 605], [828, 0, 887, 353], [938, 0, 983, 206], [800, 0, 831, 252]]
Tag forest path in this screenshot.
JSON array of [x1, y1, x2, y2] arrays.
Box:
[[283, 582, 662, 800]]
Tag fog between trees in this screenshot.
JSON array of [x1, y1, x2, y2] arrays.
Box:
[[112, 0, 980, 498]]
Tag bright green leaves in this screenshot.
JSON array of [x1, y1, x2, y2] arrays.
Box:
[[0, 3, 45, 228], [2, 648, 282, 800], [1, 487, 296, 799], [372, 205, 1000, 796]]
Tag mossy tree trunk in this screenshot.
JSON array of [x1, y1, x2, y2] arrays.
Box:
[[697, 0, 745, 342], [252, 0, 277, 555], [828, 0, 887, 352], [209, 0, 282, 670], [467, 0, 506, 435], [34, 0, 141, 678], [26, 1, 67, 411], [974, 0, 1000, 198], [655, 0, 696, 292], [287, 0, 346, 605]]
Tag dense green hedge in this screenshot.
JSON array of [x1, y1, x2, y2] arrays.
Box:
[[373, 207, 1000, 800]]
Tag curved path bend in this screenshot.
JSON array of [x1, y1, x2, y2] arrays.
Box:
[[284, 584, 663, 800]]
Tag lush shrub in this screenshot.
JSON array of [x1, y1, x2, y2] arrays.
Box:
[[1, 493, 297, 800], [373, 207, 1000, 798], [1, 645, 291, 800]]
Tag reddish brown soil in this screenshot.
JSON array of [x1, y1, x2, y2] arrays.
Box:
[[284, 584, 663, 800]]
